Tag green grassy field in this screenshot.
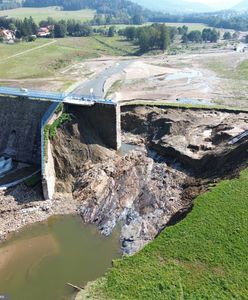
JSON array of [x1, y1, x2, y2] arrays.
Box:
[[0, 36, 136, 79], [0, 7, 95, 23], [206, 57, 248, 81], [81, 167, 248, 299], [165, 22, 210, 31]]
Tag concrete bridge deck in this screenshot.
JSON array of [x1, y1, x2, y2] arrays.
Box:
[[0, 86, 114, 105]]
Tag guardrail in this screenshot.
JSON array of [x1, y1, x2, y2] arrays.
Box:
[[0, 86, 115, 105], [0, 86, 65, 101]]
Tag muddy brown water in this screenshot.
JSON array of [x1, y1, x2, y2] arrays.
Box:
[[0, 215, 121, 300]]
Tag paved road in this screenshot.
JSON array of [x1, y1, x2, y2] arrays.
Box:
[[70, 60, 131, 98]]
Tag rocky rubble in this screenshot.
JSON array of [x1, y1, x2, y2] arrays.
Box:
[[0, 184, 78, 241], [73, 151, 189, 254]]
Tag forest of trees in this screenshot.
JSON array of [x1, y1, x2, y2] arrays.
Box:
[[23, 0, 152, 25], [151, 11, 248, 32], [23, 0, 149, 17]]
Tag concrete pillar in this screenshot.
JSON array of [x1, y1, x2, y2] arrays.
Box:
[[42, 141, 56, 200]]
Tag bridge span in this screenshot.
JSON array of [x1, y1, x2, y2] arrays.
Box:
[[0, 86, 114, 106]]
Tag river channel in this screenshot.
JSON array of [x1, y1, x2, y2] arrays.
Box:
[[0, 215, 121, 300]]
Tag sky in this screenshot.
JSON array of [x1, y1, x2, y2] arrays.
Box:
[[186, 0, 241, 9]]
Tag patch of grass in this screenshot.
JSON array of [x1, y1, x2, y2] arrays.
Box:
[[0, 7, 95, 23], [93, 36, 138, 56], [49, 113, 72, 139], [85, 168, 248, 299], [105, 80, 123, 98], [205, 57, 248, 108], [207, 58, 248, 82], [165, 22, 210, 31], [43, 113, 71, 162], [234, 59, 248, 80]]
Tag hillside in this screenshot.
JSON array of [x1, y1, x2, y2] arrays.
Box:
[[233, 1, 248, 10], [133, 0, 213, 12], [23, 0, 146, 16]]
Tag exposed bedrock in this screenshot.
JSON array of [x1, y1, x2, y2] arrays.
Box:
[[74, 152, 194, 254], [51, 106, 248, 254]]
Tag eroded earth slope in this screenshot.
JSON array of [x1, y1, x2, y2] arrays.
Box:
[[0, 106, 248, 255], [54, 106, 248, 254]]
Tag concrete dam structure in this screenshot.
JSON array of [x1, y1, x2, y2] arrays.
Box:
[[0, 97, 50, 165], [0, 88, 120, 199]]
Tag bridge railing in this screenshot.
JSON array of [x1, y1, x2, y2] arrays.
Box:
[[0, 86, 115, 104], [0, 86, 66, 101]]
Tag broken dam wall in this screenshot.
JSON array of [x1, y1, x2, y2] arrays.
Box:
[[66, 102, 121, 150], [0, 96, 50, 165]]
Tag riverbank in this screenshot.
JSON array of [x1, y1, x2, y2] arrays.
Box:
[[0, 184, 78, 242]]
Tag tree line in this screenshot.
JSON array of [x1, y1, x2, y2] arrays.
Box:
[[181, 27, 220, 44], [151, 11, 248, 32], [0, 16, 38, 39], [23, 0, 150, 19], [0, 0, 21, 10], [120, 24, 171, 53]]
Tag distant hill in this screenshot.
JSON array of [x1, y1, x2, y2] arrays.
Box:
[[132, 0, 213, 13], [0, 0, 21, 10], [233, 1, 248, 10]]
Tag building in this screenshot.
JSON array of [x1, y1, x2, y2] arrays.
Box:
[[37, 26, 53, 38], [0, 28, 15, 43]]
